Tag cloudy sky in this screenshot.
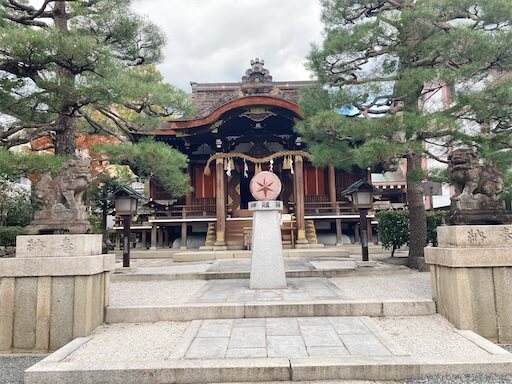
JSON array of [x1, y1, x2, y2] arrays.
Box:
[[132, 0, 324, 91]]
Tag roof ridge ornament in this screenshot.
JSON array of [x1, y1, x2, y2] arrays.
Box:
[[242, 58, 273, 84]]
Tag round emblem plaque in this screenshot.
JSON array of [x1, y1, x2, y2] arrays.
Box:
[[249, 171, 282, 201]]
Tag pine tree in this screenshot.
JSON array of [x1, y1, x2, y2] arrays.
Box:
[[299, 0, 512, 268], [0, 0, 191, 155]]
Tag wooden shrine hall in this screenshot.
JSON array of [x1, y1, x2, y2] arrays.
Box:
[[131, 59, 379, 250]]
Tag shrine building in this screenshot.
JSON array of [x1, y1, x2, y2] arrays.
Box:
[[132, 59, 404, 250]]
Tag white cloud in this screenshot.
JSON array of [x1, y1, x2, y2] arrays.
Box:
[[132, 0, 323, 91]]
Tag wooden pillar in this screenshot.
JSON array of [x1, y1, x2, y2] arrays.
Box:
[[181, 207, 188, 249], [162, 228, 168, 248], [181, 223, 188, 249], [368, 219, 374, 244], [295, 155, 308, 245], [215, 157, 227, 248], [141, 230, 147, 249], [186, 163, 193, 207], [328, 164, 336, 206], [336, 219, 343, 246], [329, 164, 343, 246], [122, 216, 131, 267], [115, 230, 121, 251], [157, 227, 163, 248], [150, 224, 157, 250]]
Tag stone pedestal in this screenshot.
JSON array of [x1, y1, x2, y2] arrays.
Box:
[[0, 235, 114, 353], [249, 201, 286, 289], [425, 225, 512, 343]]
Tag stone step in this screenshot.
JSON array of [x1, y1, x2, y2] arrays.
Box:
[[28, 354, 512, 384], [171, 248, 350, 262], [105, 299, 436, 323], [25, 315, 512, 384]]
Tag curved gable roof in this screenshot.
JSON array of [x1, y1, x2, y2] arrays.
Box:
[[153, 96, 302, 135]]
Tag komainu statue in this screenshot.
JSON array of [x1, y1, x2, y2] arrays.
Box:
[[26, 159, 92, 234], [447, 148, 511, 224]]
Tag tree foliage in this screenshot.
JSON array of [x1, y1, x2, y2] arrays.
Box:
[[0, 148, 64, 180], [0, 0, 192, 155], [94, 140, 191, 198], [299, 0, 512, 267]]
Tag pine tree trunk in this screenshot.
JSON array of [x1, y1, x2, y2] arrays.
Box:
[[406, 151, 427, 269], [53, 2, 77, 157], [54, 113, 76, 156]]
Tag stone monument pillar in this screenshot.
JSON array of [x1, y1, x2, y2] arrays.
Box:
[[248, 171, 286, 289]]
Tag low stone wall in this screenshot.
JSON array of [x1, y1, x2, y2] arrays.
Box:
[[0, 235, 114, 353], [425, 225, 512, 343]]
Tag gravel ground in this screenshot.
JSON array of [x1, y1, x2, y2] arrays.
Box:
[[374, 315, 491, 358], [403, 374, 512, 383], [110, 280, 206, 306], [65, 321, 189, 362], [0, 355, 45, 384], [331, 272, 431, 301]]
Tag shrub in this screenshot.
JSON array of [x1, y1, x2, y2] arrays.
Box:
[[426, 211, 447, 247], [376, 210, 410, 257], [376, 209, 447, 256], [0, 180, 36, 227], [0, 226, 24, 247]]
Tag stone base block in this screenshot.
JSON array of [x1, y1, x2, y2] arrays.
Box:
[[448, 209, 512, 225], [426, 225, 512, 343], [437, 224, 512, 248], [0, 254, 114, 353], [16, 234, 103, 258]]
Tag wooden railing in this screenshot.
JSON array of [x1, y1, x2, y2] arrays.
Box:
[[149, 198, 216, 219], [303, 201, 357, 215]]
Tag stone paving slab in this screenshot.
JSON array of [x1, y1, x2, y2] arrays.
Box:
[[189, 278, 350, 303], [206, 259, 318, 273], [173, 317, 398, 360]]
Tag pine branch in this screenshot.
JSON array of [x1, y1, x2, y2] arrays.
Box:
[[80, 112, 125, 142], [3, 0, 54, 28], [424, 149, 449, 164]]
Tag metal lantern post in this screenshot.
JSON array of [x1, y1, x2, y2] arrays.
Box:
[[340, 179, 375, 262], [113, 186, 142, 268]]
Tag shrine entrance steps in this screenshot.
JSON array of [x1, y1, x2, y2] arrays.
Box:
[[25, 259, 512, 383]]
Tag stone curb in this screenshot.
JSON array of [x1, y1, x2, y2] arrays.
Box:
[[105, 300, 436, 323], [25, 353, 512, 384], [110, 267, 413, 282]]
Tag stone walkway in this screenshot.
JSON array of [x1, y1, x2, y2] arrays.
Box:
[[172, 317, 400, 359]]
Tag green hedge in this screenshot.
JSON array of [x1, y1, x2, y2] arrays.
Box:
[[0, 226, 24, 247], [376, 210, 446, 256]]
